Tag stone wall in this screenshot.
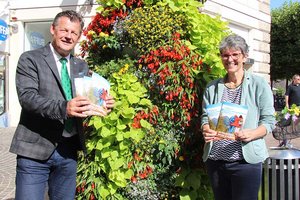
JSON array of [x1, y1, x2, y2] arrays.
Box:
[[203, 0, 271, 82]]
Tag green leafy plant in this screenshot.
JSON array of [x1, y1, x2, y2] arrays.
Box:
[[77, 0, 229, 199], [76, 66, 157, 199], [138, 33, 202, 127], [80, 9, 128, 64], [275, 87, 284, 96], [159, 0, 230, 80], [121, 4, 188, 54], [275, 104, 300, 124]]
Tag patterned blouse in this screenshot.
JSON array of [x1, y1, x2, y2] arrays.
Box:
[[208, 84, 244, 161]]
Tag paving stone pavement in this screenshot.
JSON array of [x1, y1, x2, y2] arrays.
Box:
[[0, 127, 300, 200], [0, 127, 16, 200]]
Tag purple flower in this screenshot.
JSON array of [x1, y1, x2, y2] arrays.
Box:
[[284, 113, 291, 120], [292, 115, 298, 122]]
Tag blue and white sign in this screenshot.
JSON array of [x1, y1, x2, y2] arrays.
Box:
[[0, 19, 8, 41], [30, 32, 45, 49]]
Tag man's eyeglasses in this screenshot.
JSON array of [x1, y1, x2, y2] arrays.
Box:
[[221, 53, 242, 60]]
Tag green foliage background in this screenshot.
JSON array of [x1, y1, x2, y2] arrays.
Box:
[[271, 1, 300, 81]]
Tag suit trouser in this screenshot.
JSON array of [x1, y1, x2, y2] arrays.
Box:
[[14, 136, 78, 200], [206, 159, 262, 200]]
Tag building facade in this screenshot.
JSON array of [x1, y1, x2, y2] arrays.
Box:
[[1, 0, 271, 127]]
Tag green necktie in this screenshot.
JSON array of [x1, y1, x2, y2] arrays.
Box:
[[60, 57, 73, 132]]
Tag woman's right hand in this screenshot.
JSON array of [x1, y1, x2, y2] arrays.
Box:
[[202, 124, 218, 143]]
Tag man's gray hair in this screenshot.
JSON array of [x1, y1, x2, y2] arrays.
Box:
[[52, 10, 84, 32]]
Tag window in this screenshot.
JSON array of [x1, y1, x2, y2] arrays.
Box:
[[24, 21, 52, 51]]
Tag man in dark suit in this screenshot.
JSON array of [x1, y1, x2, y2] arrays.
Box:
[[285, 74, 300, 108], [10, 10, 114, 200]]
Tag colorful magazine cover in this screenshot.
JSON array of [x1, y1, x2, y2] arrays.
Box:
[[216, 102, 248, 140], [74, 72, 110, 107], [205, 102, 248, 140], [206, 103, 222, 130]]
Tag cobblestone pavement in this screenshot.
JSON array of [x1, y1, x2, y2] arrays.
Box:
[[1, 127, 300, 200], [0, 127, 16, 200]]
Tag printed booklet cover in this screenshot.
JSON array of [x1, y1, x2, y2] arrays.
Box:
[[206, 103, 222, 130], [206, 102, 248, 140], [74, 72, 110, 107]]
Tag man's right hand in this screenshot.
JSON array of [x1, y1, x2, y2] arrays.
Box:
[[66, 96, 91, 118]]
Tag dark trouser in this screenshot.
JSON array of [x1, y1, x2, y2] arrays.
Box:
[[15, 136, 78, 200], [206, 159, 262, 200]]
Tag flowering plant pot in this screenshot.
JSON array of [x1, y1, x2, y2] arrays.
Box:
[[76, 0, 229, 199], [273, 104, 300, 141]]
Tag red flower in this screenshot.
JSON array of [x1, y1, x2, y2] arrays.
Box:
[[173, 32, 181, 40], [131, 176, 137, 183], [134, 152, 141, 161], [89, 193, 95, 200], [128, 161, 133, 169], [132, 119, 141, 129], [76, 186, 81, 193], [146, 165, 153, 174], [138, 171, 148, 179]]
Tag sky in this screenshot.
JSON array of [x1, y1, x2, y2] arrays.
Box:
[[270, 0, 300, 9]]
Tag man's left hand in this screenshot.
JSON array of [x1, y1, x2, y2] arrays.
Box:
[[105, 95, 115, 113]]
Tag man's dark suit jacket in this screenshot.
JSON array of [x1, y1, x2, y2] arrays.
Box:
[[10, 44, 89, 161]]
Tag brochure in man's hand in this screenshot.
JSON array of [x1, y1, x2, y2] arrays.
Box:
[[74, 72, 110, 107], [206, 102, 248, 140]]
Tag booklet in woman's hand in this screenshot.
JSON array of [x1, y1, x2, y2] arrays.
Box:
[[206, 102, 248, 140]]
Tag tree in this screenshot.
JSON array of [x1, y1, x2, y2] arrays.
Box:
[[271, 2, 300, 82]]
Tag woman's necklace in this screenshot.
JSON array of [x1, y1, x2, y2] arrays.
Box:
[[225, 75, 244, 89], [225, 82, 241, 89]]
